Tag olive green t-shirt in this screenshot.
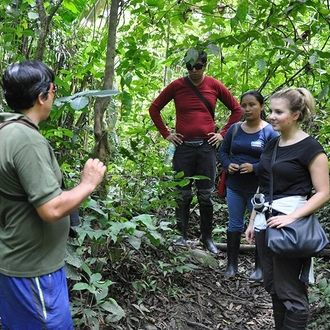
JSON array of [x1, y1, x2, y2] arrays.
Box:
[[0, 113, 70, 277]]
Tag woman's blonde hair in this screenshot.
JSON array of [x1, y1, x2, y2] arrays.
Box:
[[270, 87, 315, 122]]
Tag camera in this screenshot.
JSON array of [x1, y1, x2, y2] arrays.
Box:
[[251, 193, 265, 212]]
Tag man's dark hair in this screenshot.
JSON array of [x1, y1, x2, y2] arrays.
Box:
[[197, 51, 207, 64], [1, 60, 55, 112], [184, 48, 207, 65]]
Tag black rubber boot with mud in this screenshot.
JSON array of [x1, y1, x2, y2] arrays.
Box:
[[224, 231, 241, 278], [174, 203, 190, 247], [199, 205, 219, 254], [249, 245, 263, 281]]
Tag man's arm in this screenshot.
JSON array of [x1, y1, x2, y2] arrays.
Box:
[[149, 83, 176, 139], [37, 158, 106, 223]]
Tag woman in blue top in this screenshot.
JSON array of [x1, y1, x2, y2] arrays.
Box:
[[218, 91, 279, 278]]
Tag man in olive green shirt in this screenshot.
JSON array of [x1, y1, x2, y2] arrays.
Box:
[[0, 60, 106, 329]]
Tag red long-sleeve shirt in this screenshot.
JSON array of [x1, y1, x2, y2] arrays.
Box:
[[149, 76, 242, 139]]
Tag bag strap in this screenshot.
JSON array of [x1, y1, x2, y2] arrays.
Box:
[[269, 137, 280, 211], [183, 76, 214, 119], [229, 122, 241, 158], [0, 119, 39, 132], [0, 119, 39, 201]]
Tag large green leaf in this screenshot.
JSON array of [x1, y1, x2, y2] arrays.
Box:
[[70, 96, 89, 110], [102, 299, 125, 323], [236, 0, 248, 22], [318, 86, 329, 102]]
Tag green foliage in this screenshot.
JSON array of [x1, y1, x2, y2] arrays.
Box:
[[308, 258, 330, 328], [1, 0, 330, 328], [158, 259, 199, 277], [309, 277, 330, 308], [131, 255, 199, 299], [55, 90, 121, 111], [67, 246, 126, 329]]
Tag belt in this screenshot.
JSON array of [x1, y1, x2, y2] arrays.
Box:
[[183, 139, 208, 147]]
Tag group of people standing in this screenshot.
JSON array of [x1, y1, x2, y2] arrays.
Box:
[[149, 49, 329, 330], [0, 49, 328, 330]]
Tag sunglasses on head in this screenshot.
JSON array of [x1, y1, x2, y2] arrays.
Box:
[[186, 63, 205, 71]]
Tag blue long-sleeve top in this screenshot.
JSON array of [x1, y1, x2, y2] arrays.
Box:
[[218, 122, 279, 193]]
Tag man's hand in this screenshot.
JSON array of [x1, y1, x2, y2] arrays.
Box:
[[80, 158, 107, 190], [207, 132, 223, 146], [166, 133, 183, 146]]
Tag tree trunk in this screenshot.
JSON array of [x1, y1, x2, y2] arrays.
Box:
[[35, 0, 63, 60], [93, 0, 120, 162]]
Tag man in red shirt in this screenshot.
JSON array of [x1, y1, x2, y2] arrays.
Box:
[[149, 49, 241, 253]]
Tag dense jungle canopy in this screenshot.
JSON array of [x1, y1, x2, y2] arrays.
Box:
[[0, 0, 330, 329]]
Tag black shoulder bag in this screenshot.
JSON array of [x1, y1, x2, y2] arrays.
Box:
[[266, 138, 328, 258]]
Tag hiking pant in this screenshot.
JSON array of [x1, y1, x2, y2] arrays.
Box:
[[255, 230, 309, 313]]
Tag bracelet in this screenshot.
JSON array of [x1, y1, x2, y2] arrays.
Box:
[[249, 218, 255, 222]]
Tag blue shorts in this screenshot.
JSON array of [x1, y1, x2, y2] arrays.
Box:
[[0, 267, 73, 330]]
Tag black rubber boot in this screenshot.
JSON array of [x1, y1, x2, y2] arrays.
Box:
[[174, 191, 192, 247], [199, 205, 219, 254], [249, 245, 263, 281], [283, 311, 309, 329], [272, 295, 286, 330], [224, 231, 241, 277], [174, 204, 190, 246]]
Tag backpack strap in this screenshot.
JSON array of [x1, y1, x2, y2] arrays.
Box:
[[0, 119, 39, 131], [229, 122, 242, 158]]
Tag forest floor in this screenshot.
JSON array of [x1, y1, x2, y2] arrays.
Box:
[[110, 239, 330, 330], [126, 244, 276, 330], [63, 192, 330, 330], [108, 204, 330, 330]]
